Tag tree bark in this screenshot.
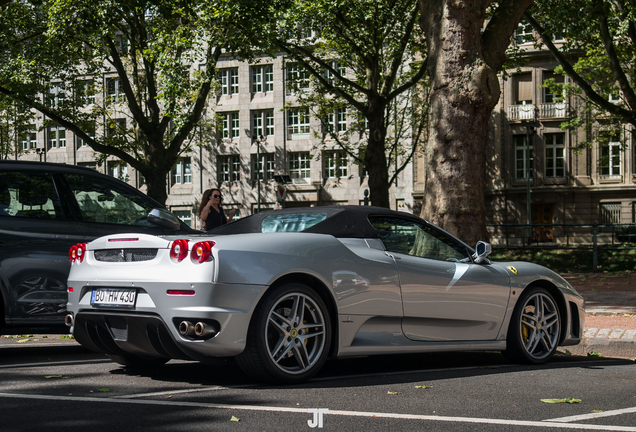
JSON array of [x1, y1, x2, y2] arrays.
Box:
[[418, 0, 534, 246]]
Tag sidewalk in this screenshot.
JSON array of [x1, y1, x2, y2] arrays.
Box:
[[561, 272, 636, 359], [1, 273, 635, 358]]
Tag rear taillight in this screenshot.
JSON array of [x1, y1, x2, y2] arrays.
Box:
[[170, 239, 189, 261], [69, 243, 87, 263], [191, 241, 215, 263]]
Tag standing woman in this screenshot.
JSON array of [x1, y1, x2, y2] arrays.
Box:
[[198, 188, 234, 231]]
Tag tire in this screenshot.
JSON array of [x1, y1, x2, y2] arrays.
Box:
[[106, 354, 169, 369], [503, 287, 561, 364], [237, 283, 331, 384]]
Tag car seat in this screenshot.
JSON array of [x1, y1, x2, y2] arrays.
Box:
[[18, 185, 52, 219]]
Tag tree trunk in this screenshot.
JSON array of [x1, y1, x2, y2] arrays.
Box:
[[144, 170, 168, 207], [365, 100, 390, 208], [419, 1, 500, 246]]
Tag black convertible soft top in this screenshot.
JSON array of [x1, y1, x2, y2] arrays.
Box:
[[209, 205, 426, 238]]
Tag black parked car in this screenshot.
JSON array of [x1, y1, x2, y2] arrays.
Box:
[[0, 161, 195, 333]]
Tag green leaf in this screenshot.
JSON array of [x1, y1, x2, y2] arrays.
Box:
[[587, 351, 603, 357], [230, 416, 240, 422], [415, 385, 432, 389], [541, 398, 582, 404], [97, 388, 110, 392], [44, 375, 73, 379]]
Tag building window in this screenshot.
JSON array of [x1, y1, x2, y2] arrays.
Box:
[[106, 77, 125, 104], [287, 63, 310, 93], [252, 64, 273, 93], [218, 155, 241, 182], [251, 153, 275, 181], [600, 133, 622, 177], [108, 160, 128, 181], [76, 79, 95, 105], [221, 112, 240, 138], [173, 210, 192, 228], [514, 20, 533, 45], [543, 72, 564, 103], [515, 74, 533, 105], [545, 133, 565, 178], [252, 109, 274, 137], [515, 135, 533, 179], [19, 126, 37, 150], [47, 82, 65, 108], [288, 107, 310, 137], [172, 157, 192, 185], [289, 151, 311, 183], [107, 118, 126, 139], [322, 61, 345, 84], [324, 150, 347, 178], [327, 108, 347, 133], [600, 202, 621, 229], [218, 68, 239, 95], [47, 125, 66, 149], [77, 122, 95, 147]]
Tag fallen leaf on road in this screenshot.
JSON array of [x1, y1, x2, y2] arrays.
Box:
[[591, 410, 604, 413], [230, 416, 240, 422], [16, 339, 30, 343], [541, 398, 581, 404], [44, 375, 72, 379], [415, 385, 432, 389], [98, 388, 110, 392], [387, 391, 400, 395], [587, 351, 603, 357]]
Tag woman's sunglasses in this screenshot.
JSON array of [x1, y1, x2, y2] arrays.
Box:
[[212, 194, 222, 199]]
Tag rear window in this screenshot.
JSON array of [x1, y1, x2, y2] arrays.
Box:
[[0, 171, 64, 220], [261, 213, 327, 233]]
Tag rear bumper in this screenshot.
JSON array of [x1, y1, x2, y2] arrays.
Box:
[[73, 309, 250, 360]]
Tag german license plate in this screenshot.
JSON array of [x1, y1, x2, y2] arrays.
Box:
[[91, 288, 136, 308]]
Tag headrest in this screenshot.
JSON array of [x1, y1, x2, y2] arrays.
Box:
[[18, 186, 48, 207]]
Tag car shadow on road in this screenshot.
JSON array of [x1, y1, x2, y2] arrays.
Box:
[[104, 350, 635, 390]]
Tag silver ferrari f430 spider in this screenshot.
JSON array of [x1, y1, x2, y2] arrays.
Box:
[[66, 206, 584, 384]]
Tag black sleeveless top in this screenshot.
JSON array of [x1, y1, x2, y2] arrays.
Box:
[[203, 206, 227, 231]]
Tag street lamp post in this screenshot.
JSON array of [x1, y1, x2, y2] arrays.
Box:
[[252, 134, 265, 213], [522, 121, 535, 245]]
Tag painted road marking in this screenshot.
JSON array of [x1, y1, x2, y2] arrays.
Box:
[[0, 393, 635, 431], [547, 406, 636, 423]]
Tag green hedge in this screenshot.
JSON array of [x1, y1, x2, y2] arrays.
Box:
[[490, 248, 636, 274]]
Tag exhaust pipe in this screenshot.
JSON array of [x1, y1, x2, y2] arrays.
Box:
[[194, 321, 218, 339], [65, 313, 74, 327], [178, 321, 195, 336]]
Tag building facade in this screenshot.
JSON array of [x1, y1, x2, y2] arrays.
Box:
[[11, 53, 415, 230], [485, 36, 636, 245]]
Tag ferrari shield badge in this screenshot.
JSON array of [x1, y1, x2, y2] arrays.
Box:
[[507, 266, 518, 275]]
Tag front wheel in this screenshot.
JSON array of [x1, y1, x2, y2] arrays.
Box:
[[503, 287, 561, 364], [237, 283, 331, 384]]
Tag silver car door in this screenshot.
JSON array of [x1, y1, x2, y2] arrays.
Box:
[[394, 254, 510, 341], [369, 215, 511, 342]]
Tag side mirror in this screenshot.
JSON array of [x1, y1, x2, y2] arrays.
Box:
[[147, 208, 181, 230], [474, 241, 492, 264]]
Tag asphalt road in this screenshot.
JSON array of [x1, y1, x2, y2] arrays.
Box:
[[1, 346, 635, 432]]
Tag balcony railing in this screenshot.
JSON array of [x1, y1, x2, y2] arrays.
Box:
[[507, 103, 568, 121]]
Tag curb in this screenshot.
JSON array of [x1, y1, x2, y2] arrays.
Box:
[[561, 338, 636, 359]]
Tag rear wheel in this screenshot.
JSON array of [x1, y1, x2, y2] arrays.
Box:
[[237, 283, 331, 384], [106, 354, 168, 369], [503, 287, 561, 364]]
